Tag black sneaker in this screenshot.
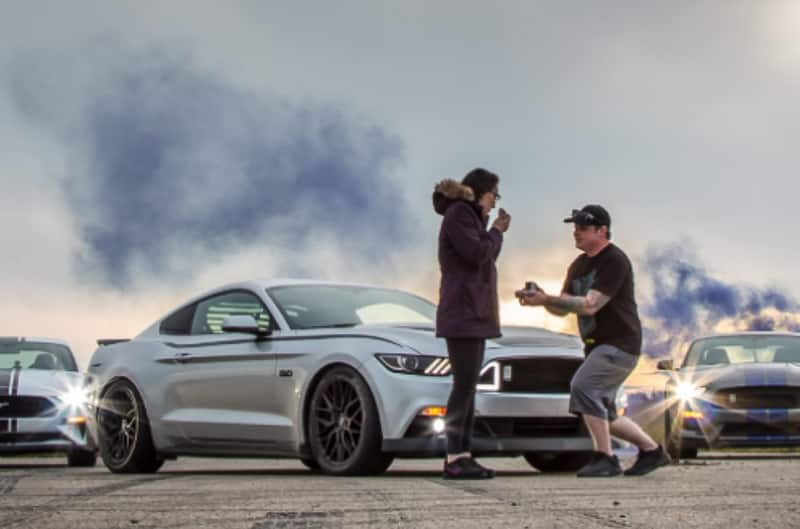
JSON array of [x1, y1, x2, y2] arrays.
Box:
[[443, 457, 495, 479], [624, 445, 671, 476], [464, 457, 496, 478], [576, 452, 623, 477]]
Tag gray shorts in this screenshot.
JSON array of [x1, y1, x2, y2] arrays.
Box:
[[569, 344, 639, 421]]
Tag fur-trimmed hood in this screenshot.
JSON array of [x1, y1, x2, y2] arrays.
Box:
[[432, 179, 475, 215]]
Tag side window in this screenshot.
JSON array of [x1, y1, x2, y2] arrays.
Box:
[[190, 291, 272, 335], [160, 303, 198, 335]]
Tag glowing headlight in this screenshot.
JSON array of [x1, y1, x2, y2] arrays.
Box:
[[477, 361, 501, 391], [675, 382, 705, 401], [60, 387, 91, 408], [375, 354, 451, 375], [432, 418, 446, 434]]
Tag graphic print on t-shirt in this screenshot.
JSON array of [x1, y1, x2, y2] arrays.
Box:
[[572, 269, 597, 340]]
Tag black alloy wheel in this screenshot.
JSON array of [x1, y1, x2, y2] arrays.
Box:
[[664, 406, 698, 460], [97, 380, 163, 473], [308, 366, 393, 475]]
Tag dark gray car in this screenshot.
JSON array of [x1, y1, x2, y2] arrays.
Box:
[[656, 332, 800, 458]]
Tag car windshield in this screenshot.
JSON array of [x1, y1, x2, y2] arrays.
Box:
[[682, 335, 800, 367], [0, 341, 78, 371], [267, 285, 436, 330]]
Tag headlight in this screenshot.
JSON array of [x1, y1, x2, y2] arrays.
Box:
[[477, 361, 500, 391], [675, 381, 706, 401], [375, 354, 451, 375], [59, 386, 92, 408]]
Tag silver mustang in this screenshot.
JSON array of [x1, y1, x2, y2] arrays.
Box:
[[0, 337, 96, 466], [88, 280, 594, 475]]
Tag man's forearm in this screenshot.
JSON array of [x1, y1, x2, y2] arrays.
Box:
[[544, 295, 587, 315]]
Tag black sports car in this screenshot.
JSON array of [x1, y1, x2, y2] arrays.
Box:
[[657, 332, 800, 458]]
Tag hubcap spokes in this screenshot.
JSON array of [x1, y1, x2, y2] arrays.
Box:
[[101, 390, 138, 464], [315, 379, 363, 463]]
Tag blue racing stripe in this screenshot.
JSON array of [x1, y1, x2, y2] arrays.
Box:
[[765, 369, 786, 387], [745, 371, 765, 387]]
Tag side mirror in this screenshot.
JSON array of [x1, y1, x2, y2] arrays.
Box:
[[221, 315, 270, 337], [656, 359, 674, 371]]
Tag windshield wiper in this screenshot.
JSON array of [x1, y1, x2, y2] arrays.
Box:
[[300, 323, 360, 330]]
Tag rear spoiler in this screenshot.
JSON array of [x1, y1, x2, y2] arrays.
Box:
[[97, 339, 130, 347]]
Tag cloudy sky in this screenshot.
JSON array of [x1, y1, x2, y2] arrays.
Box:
[[2, 1, 800, 367]]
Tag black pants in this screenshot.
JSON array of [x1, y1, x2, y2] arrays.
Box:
[[445, 338, 486, 455]]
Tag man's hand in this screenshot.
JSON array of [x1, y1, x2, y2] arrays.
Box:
[[517, 289, 547, 306], [492, 208, 511, 233]]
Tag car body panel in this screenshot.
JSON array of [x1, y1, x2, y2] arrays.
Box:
[[0, 337, 93, 455], [87, 280, 592, 461], [626, 332, 800, 450]]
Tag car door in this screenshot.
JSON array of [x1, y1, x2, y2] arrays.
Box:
[[158, 290, 282, 446]]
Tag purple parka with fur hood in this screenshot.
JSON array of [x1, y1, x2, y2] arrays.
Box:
[[433, 179, 503, 339]]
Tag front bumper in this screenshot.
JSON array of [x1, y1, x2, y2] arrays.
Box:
[[0, 408, 94, 455], [383, 390, 591, 456], [678, 406, 800, 448]]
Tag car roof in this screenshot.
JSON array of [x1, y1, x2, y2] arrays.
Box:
[[692, 331, 800, 341], [0, 336, 72, 348], [193, 278, 414, 300]]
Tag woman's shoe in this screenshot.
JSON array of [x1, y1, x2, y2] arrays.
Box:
[[443, 457, 495, 479]]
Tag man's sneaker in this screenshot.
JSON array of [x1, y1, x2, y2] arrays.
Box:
[[443, 457, 495, 479], [576, 452, 623, 477], [624, 445, 671, 476]]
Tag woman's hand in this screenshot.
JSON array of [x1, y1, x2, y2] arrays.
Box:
[[492, 208, 511, 233]]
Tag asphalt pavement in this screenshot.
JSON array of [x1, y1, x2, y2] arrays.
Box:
[[0, 452, 798, 529]]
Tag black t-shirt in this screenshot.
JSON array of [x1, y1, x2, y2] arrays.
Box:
[[562, 243, 642, 356]]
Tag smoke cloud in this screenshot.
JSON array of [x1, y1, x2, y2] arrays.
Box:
[[640, 243, 800, 359], [10, 47, 415, 288]]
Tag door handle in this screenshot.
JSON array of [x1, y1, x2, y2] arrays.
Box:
[[155, 352, 194, 364]]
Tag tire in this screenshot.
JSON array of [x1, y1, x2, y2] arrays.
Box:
[[300, 458, 320, 471], [97, 379, 164, 473], [664, 407, 696, 460], [524, 451, 593, 473], [67, 448, 97, 467], [307, 366, 394, 475]]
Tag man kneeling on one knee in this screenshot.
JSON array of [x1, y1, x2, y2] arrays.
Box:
[[517, 205, 670, 477]]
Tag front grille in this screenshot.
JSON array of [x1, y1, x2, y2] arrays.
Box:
[[0, 396, 57, 418], [498, 357, 583, 393], [710, 387, 800, 409], [475, 417, 582, 438]]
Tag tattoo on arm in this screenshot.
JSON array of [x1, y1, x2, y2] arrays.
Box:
[[544, 295, 585, 315], [584, 290, 611, 315], [544, 290, 610, 316]]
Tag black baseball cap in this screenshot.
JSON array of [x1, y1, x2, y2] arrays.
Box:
[[563, 205, 611, 227]]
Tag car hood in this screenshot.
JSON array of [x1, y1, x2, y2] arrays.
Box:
[[346, 323, 583, 359], [678, 362, 800, 390], [0, 368, 88, 397]]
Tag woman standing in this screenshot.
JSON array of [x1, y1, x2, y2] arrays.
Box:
[[432, 168, 511, 479]]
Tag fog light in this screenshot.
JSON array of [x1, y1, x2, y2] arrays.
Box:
[[432, 418, 446, 433]]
